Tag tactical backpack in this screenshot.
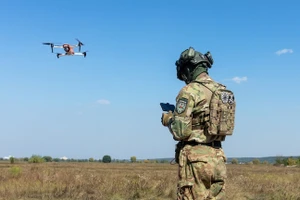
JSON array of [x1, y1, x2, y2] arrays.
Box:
[[193, 81, 236, 136]]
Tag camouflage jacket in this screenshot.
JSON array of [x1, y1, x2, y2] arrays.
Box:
[[168, 73, 225, 143]]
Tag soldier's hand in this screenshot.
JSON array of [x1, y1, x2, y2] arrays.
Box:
[[161, 111, 173, 127]]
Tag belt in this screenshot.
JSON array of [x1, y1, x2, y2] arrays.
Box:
[[183, 140, 222, 149]]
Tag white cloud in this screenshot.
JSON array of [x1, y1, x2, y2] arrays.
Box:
[[231, 76, 247, 84], [275, 48, 293, 55], [96, 99, 111, 105]]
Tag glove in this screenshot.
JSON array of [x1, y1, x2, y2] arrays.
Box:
[[161, 111, 173, 127]]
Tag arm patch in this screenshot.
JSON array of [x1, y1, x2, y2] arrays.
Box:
[[175, 98, 188, 114]]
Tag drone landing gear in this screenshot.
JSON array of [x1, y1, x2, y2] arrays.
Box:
[[74, 52, 87, 58], [56, 52, 87, 58], [56, 53, 69, 58]]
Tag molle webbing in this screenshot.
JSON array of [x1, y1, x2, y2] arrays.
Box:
[[191, 80, 216, 131], [192, 112, 209, 130]]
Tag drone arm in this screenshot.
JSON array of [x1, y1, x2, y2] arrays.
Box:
[[71, 44, 81, 51], [68, 45, 79, 49], [53, 45, 63, 48]]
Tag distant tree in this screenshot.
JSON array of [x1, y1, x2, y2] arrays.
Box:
[[9, 157, 15, 164], [252, 159, 260, 165], [102, 155, 111, 163], [43, 156, 53, 162], [89, 157, 94, 162], [130, 156, 137, 163], [275, 157, 283, 165], [231, 158, 238, 164], [287, 157, 297, 166], [28, 155, 45, 163], [282, 158, 288, 166], [53, 158, 60, 162], [23, 157, 29, 162]]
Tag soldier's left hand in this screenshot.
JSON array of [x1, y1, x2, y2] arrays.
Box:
[[161, 111, 173, 127]]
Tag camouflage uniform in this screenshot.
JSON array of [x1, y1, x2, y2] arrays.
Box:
[[168, 73, 227, 200]]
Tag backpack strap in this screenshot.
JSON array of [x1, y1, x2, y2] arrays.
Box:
[[191, 80, 217, 95], [191, 80, 222, 114]]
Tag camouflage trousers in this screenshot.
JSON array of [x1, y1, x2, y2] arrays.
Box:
[[176, 144, 227, 200]]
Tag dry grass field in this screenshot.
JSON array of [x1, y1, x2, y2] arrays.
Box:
[[0, 162, 299, 200]]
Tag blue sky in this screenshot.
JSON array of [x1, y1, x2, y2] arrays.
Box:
[[0, 0, 299, 160]]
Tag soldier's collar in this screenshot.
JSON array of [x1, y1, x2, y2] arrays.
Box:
[[194, 73, 212, 82]]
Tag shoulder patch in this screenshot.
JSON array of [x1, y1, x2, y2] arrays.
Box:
[[221, 92, 229, 103], [175, 98, 188, 114]]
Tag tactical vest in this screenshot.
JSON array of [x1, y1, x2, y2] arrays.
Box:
[[192, 80, 236, 136]]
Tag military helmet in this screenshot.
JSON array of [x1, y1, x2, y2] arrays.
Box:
[[175, 47, 214, 83]]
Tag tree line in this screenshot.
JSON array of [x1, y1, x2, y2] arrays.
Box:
[[230, 156, 300, 166], [1, 155, 171, 164]]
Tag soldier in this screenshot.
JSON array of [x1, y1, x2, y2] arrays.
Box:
[[161, 47, 236, 199]]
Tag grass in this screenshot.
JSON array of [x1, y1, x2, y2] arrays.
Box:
[[0, 162, 299, 200]]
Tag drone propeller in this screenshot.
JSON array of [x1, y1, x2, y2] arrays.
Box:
[[75, 38, 84, 52], [43, 42, 54, 53]]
